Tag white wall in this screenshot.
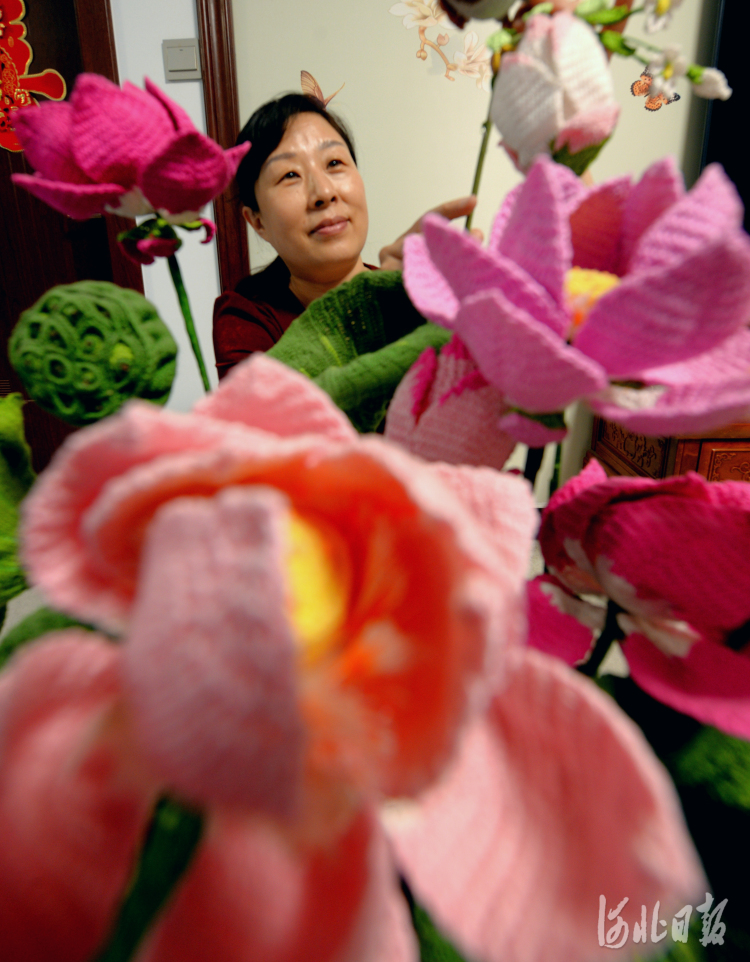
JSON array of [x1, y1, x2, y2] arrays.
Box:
[[109, 0, 222, 409]]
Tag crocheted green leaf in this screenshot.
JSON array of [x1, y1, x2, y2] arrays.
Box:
[[93, 796, 204, 962], [9, 281, 177, 426], [268, 271, 450, 432], [0, 395, 34, 605], [0, 606, 97, 671]]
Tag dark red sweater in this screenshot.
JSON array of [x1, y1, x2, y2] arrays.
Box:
[[212, 257, 303, 379]]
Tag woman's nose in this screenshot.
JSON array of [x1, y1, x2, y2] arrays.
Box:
[[310, 173, 336, 208]]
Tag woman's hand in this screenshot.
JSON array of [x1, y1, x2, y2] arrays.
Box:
[[379, 196, 483, 272]]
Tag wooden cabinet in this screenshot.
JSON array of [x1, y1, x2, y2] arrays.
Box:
[[588, 418, 750, 482]]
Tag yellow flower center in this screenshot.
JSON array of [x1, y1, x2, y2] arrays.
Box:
[[286, 511, 349, 663], [663, 62, 674, 80], [564, 268, 620, 336], [655, 0, 671, 16]]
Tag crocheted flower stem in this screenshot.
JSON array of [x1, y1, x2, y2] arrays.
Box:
[[93, 797, 203, 962], [578, 600, 625, 679], [167, 254, 211, 394], [466, 102, 493, 232]]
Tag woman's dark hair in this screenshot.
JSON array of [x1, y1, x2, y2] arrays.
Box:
[[235, 93, 357, 211]]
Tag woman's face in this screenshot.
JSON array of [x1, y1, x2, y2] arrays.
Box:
[[244, 112, 368, 284]]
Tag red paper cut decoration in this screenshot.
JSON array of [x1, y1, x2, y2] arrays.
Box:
[[1, 0, 66, 152]]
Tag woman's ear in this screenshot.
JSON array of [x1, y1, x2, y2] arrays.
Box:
[[242, 206, 265, 239]]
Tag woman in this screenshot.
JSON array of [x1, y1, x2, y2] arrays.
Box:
[[212, 93, 476, 378]]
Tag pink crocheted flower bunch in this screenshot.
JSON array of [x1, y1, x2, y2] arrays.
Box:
[[528, 459, 750, 740], [403, 154, 750, 447], [11, 73, 248, 227], [11, 73, 248, 392], [0, 356, 704, 962]]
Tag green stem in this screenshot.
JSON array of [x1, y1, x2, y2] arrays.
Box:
[[578, 600, 625, 678], [466, 99, 494, 231], [167, 253, 211, 394], [93, 797, 204, 962]]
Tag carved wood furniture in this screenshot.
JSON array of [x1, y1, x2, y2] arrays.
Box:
[[588, 418, 750, 483]]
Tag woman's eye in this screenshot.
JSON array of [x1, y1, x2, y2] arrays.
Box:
[[281, 170, 299, 182], [328, 158, 343, 169]]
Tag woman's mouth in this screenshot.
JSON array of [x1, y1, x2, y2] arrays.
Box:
[[310, 217, 349, 237]]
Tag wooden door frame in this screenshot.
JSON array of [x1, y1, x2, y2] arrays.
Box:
[[196, 0, 250, 292]]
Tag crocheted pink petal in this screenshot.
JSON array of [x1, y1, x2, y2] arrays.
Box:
[[140, 130, 244, 215], [590, 488, 750, 644], [576, 234, 750, 377], [495, 156, 572, 309], [427, 463, 537, 665], [384, 345, 514, 471], [402, 234, 461, 329], [9, 173, 126, 220], [143, 76, 195, 132], [454, 289, 608, 412], [126, 485, 304, 814], [488, 159, 584, 254], [0, 633, 153, 962], [194, 354, 357, 442], [141, 809, 417, 962], [408, 217, 568, 337], [620, 157, 684, 273], [490, 53, 564, 172], [538, 459, 613, 594], [20, 402, 283, 631], [568, 176, 630, 274], [391, 647, 705, 962], [487, 183, 522, 253], [625, 635, 750, 740], [11, 101, 92, 183], [590, 356, 750, 436], [553, 102, 619, 156], [628, 162, 744, 275], [71, 73, 174, 187], [497, 412, 568, 446], [526, 575, 601, 664]]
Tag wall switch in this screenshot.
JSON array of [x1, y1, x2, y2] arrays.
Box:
[[162, 39, 201, 82]]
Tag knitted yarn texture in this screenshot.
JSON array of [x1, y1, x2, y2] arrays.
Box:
[[267, 270, 449, 432], [10, 281, 177, 426]]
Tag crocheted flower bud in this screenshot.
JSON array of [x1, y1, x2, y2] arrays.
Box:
[[9, 281, 177, 425]]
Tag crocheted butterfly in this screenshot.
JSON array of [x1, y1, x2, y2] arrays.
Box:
[[631, 72, 680, 111], [300, 71, 345, 107]]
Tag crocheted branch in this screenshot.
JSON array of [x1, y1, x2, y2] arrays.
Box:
[[167, 254, 211, 394]]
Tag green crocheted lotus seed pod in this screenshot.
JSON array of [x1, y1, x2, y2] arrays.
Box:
[[9, 281, 177, 426]]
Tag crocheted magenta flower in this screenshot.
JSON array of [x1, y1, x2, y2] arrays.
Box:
[[404, 155, 750, 445], [11, 73, 249, 222], [529, 459, 750, 739], [491, 13, 620, 173], [4, 356, 703, 962]]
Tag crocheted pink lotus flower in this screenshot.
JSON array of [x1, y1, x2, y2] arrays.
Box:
[[491, 13, 620, 172], [529, 458, 750, 739], [7, 357, 703, 962], [384, 335, 516, 469], [404, 155, 750, 445], [11, 73, 249, 222]]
